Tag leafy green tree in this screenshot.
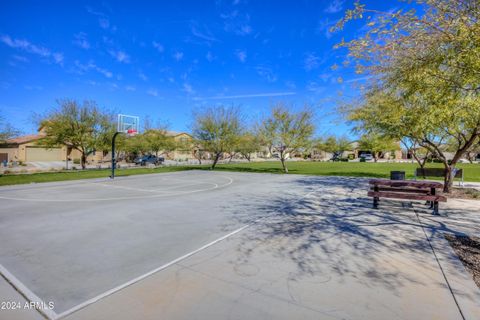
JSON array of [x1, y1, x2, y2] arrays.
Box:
[[336, 0, 480, 192], [122, 134, 147, 160], [358, 133, 398, 162], [39, 99, 112, 169], [316, 135, 352, 160], [235, 133, 262, 161], [192, 105, 244, 169], [260, 105, 315, 173], [143, 129, 176, 157]]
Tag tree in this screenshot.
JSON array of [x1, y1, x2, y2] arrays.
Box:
[[122, 134, 147, 160], [465, 142, 480, 163], [190, 139, 207, 165], [260, 105, 315, 173], [400, 137, 432, 171], [39, 99, 112, 169], [358, 133, 398, 162], [235, 133, 261, 161], [335, 0, 480, 192], [0, 114, 20, 142], [143, 129, 176, 157], [317, 135, 352, 160], [192, 105, 243, 169], [445, 137, 480, 164]]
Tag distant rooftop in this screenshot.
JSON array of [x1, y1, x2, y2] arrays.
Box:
[[4, 134, 45, 145]]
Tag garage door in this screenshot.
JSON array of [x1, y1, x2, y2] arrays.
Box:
[[25, 147, 63, 161]]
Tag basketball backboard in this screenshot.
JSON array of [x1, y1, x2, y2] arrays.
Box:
[[117, 114, 139, 135]]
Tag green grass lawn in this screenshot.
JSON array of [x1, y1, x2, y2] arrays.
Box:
[[1, 161, 479, 186], [0, 166, 201, 186], [213, 161, 480, 182]]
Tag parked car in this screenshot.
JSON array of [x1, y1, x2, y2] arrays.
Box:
[[360, 154, 374, 161], [134, 155, 164, 166]]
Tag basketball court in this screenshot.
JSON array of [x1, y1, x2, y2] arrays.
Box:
[[1, 171, 479, 320]]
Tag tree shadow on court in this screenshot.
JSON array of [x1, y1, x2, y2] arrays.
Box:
[[219, 176, 478, 299]]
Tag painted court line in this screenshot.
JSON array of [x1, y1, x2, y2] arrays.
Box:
[[1, 178, 313, 320], [0, 176, 234, 202], [56, 189, 317, 319], [55, 223, 252, 319], [0, 264, 58, 320]]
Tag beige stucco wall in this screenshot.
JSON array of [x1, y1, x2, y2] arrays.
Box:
[[0, 148, 18, 162]]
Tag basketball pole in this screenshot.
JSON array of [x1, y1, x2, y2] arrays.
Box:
[[110, 131, 121, 179]]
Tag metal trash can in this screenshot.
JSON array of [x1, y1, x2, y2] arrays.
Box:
[[390, 171, 405, 180]]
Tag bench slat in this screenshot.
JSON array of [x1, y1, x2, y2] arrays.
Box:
[[370, 186, 430, 194], [369, 179, 443, 189], [367, 191, 447, 202]]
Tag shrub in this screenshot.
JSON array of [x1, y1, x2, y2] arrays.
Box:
[[73, 159, 81, 164]]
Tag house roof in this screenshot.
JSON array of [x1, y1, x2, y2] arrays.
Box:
[[4, 134, 45, 145], [165, 130, 192, 137]]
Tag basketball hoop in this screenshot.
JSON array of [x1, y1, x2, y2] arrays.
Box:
[[126, 129, 138, 136], [111, 114, 140, 179]]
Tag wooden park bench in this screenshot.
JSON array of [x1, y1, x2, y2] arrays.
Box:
[[368, 179, 446, 215], [414, 167, 464, 186]]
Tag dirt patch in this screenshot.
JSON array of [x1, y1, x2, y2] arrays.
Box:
[[442, 187, 480, 200], [445, 234, 480, 289]]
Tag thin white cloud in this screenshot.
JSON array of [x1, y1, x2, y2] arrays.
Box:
[[147, 88, 158, 97], [236, 50, 247, 63], [0, 34, 63, 65], [173, 51, 184, 61], [73, 32, 90, 49], [306, 81, 325, 93], [190, 24, 219, 44], [285, 81, 296, 90], [256, 66, 277, 82], [12, 55, 28, 62], [344, 76, 372, 83], [324, 0, 344, 14], [109, 50, 130, 63], [74, 60, 113, 78], [125, 85, 136, 91], [183, 83, 195, 94], [99, 18, 110, 29], [206, 51, 215, 62], [317, 18, 337, 38], [152, 41, 164, 53], [24, 85, 43, 91], [221, 10, 253, 36], [304, 52, 321, 71], [194, 91, 296, 100], [138, 72, 148, 81], [52, 53, 64, 65]]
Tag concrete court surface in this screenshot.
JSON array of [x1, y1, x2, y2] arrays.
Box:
[[0, 171, 479, 320]]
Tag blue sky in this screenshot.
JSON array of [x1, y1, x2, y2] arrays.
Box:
[[0, 0, 410, 137]]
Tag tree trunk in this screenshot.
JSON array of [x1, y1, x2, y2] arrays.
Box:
[[81, 153, 87, 169], [211, 153, 221, 169], [443, 164, 453, 193], [280, 153, 288, 173]]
